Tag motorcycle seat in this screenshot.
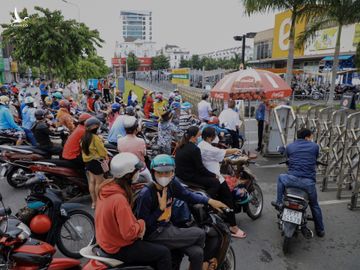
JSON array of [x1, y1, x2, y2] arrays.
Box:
[[16, 146, 49, 156], [104, 143, 117, 150], [80, 245, 123, 267], [285, 187, 309, 201], [180, 179, 208, 193], [40, 159, 78, 169]]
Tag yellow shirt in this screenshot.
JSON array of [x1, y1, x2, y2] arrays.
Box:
[[153, 101, 167, 117], [82, 135, 108, 163]]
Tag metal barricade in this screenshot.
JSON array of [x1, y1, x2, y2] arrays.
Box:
[[294, 103, 315, 141], [336, 112, 360, 208]]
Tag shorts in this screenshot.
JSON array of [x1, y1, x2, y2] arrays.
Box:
[[85, 160, 104, 175]]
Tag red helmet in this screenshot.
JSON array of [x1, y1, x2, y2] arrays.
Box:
[[59, 100, 70, 108], [30, 214, 52, 234], [208, 116, 219, 125], [79, 113, 92, 124]]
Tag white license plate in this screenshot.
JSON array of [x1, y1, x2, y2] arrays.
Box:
[[282, 208, 303, 225], [0, 165, 7, 177]]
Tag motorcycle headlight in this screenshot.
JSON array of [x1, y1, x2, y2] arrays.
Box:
[[16, 221, 31, 240]]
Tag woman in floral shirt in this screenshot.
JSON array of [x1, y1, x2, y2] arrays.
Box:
[[157, 111, 180, 155]]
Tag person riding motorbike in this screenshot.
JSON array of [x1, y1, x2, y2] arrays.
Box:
[[135, 154, 228, 270], [272, 128, 325, 238], [157, 110, 180, 155], [153, 93, 166, 118], [198, 126, 247, 238], [197, 93, 212, 123], [62, 112, 92, 169], [108, 103, 121, 129], [56, 100, 75, 132], [0, 95, 26, 145], [179, 102, 196, 134], [21, 96, 38, 146], [32, 109, 62, 157], [144, 91, 154, 119], [51, 92, 62, 111], [108, 106, 135, 146], [219, 99, 242, 149], [117, 116, 152, 183], [95, 152, 172, 269]]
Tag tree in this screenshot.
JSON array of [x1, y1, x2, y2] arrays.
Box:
[[242, 0, 318, 85], [296, 0, 360, 104], [191, 55, 202, 69], [1, 6, 103, 80], [151, 54, 170, 70], [179, 59, 191, 68], [356, 41, 360, 69], [127, 52, 140, 72]]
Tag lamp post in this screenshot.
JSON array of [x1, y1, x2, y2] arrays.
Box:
[[61, 0, 81, 21], [233, 32, 256, 69]]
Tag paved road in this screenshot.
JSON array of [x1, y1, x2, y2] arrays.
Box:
[[1, 120, 359, 269]]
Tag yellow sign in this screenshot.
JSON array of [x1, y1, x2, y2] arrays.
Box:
[[10, 61, 18, 73], [171, 68, 190, 86], [308, 27, 338, 51], [354, 23, 360, 46], [272, 10, 306, 59]]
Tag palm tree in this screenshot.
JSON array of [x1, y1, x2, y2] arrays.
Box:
[[241, 0, 317, 85], [296, 0, 360, 104]]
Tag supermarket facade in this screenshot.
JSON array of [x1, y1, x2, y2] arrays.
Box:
[[249, 10, 360, 84]]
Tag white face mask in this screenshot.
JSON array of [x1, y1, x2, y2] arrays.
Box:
[[132, 171, 140, 182], [155, 176, 172, 187], [212, 136, 219, 144]]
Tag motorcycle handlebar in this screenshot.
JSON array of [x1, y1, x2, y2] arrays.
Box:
[[0, 207, 11, 216]]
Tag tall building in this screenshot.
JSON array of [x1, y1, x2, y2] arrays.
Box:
[[120, 10, 152, 42], [157, 45, 190, 69], [199, 46, 253, 62]]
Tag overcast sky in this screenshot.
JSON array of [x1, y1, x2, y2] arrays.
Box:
[[0, 0, 276, 65]]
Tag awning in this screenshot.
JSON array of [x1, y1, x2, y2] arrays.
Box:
[[322, 55, 353, 61]]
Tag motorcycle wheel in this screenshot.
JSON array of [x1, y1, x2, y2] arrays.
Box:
[[219, 246, 236, 270], [283, 237, 291, 254], [245, 183, 263, 220], [56, 209, 96, 259], [6, 166, 31, 188]]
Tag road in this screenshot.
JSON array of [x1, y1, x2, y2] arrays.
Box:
[[1, 120, 359, 269]]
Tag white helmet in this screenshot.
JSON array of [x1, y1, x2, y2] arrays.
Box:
[[123, 116, 138, 129], [24, 96, 34, 104], [110, 153, 143, 178]]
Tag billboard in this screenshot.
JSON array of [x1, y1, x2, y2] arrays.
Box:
[[171, 68, 190, 86], [307, 27, 337, 51], [354, 23, 360, 46], [272, 10, 306, 59]]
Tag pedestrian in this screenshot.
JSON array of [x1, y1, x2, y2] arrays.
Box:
[[255, 97, 268, 152], [157, 110, 180, 155], [39, 80, 48, 103], [67, 79, 80, 102], [197, 93, 212, 122], [103, 78, 111, 103], [144, 91, 154, 118], [218, 99, 241, 149]]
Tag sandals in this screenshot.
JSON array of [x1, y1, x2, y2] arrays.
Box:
[[231, 228, 247, 239]]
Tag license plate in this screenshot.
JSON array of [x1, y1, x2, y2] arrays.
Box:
[[282, 208, 303, 225], [0, 165, 7, 177]]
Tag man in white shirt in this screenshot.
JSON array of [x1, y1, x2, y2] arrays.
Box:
[[219, 99, 241, 148], [197, 93, 212, 122], [68, 79, 80, 101]]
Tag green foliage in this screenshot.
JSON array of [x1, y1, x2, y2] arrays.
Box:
[[356, 43, 360, 69], [151, 54, 170, 70], [127, 52, 140, 72], [179, 59, 191, 68], [191, 55, 202, 69], [178, 54, 240, 70], [1, 6, 104, 80]]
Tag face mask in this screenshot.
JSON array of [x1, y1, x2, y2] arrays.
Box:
[[196, 137, 202, 145], [212, 136, 219, 144], [132, 171, 140, 182], [155, 176, 172, 187]]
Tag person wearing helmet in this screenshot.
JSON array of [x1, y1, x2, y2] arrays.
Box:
[[0, 95, 26, 145], [170, 101, 181, 125], [108, 103, 121, 130], [219, 100, 242, 148], [95, 153, 171, 269], [56, 100, 75, 132], [21, 96, 38, 146], [51, 92, 62, 111], [115, 89, 123, 104], [153, 93, 167, 118], [143, 91, 154, 119], [127, 90, 138, 107], [39, 80, 48, 103], [86, 91, 95, 112], [201, 116, 228, 138], [135, 154, 227, 270], [141, 89, 148, 109], [81, 117, 108, 208], [62, 113, 92, 168], [197, 92, 212, 122], [179, 102, 196, 134], [32, 109, 62, 157], [117, 116, 151, 182], [93, 94, 105, 114], [157, 110, 180, 155], [102, 78, 111, 103], [44, 96, 53, 107], [197, 126, 247, 238], [107, 109, 132, 146]]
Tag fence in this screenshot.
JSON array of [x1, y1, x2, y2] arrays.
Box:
[[295, 105, 360, 210]]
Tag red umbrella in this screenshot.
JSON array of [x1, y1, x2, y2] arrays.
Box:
[[211, 69, 292, 100]]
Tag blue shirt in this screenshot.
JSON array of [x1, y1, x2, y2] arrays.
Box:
[[108, 115, 126, 143], [0, 105, 22, 131], [40, 84, 48, 96], [286, 139, 319, 181], [255, 103, 265, 121], [22, 106, 36, 130]]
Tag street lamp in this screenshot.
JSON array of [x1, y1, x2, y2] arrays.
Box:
[[61, 0, 81, 21], [233, 32, 257, 68]]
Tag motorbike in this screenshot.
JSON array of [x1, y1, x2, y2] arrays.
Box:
[[0, 193, 82, 269], [15, 172, 95, 259]]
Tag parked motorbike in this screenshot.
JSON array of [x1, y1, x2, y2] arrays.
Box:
[[0, 193, 82, 269], [16, 172, 95, 259]]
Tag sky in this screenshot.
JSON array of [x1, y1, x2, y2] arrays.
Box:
[[0, 0, 276, 65]]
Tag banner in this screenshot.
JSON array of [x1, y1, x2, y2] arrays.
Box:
[[308, 27, 338, 51], [353, 23, 360, 46], [272, 10, 306, 58], [171, 68, 190, 86]]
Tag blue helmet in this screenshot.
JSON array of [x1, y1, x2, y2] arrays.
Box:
[[170, 102, 181, 110], [181, 102, 192, 110], [111, 103, 121, 111], [150, 154, 175, 172]]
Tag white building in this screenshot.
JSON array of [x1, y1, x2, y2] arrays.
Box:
[[157, 45, 190, 69], [199, 46, 253, 61], [115, 40, 156, 58], [120, 10, 152, 42]]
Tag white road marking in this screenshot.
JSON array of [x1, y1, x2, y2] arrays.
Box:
[[319, 200, 349, 206], [255, 163, 286, 168]]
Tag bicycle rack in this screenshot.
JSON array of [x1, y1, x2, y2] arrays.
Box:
[[321, 109, 353, 192], [336, 112, 360, 208]]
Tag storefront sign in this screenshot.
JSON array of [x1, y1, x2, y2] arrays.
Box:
[[308, 27, 337, 51], [353, 23, 360, 46], [171, 68, 190, 86]]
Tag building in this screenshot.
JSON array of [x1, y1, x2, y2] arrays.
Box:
[[199, 46, 253, 61], [248, 10, 360, 84], [120, 10, 152, 42], [157, 45, 190, 69], [114, 40, 156, 58]]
